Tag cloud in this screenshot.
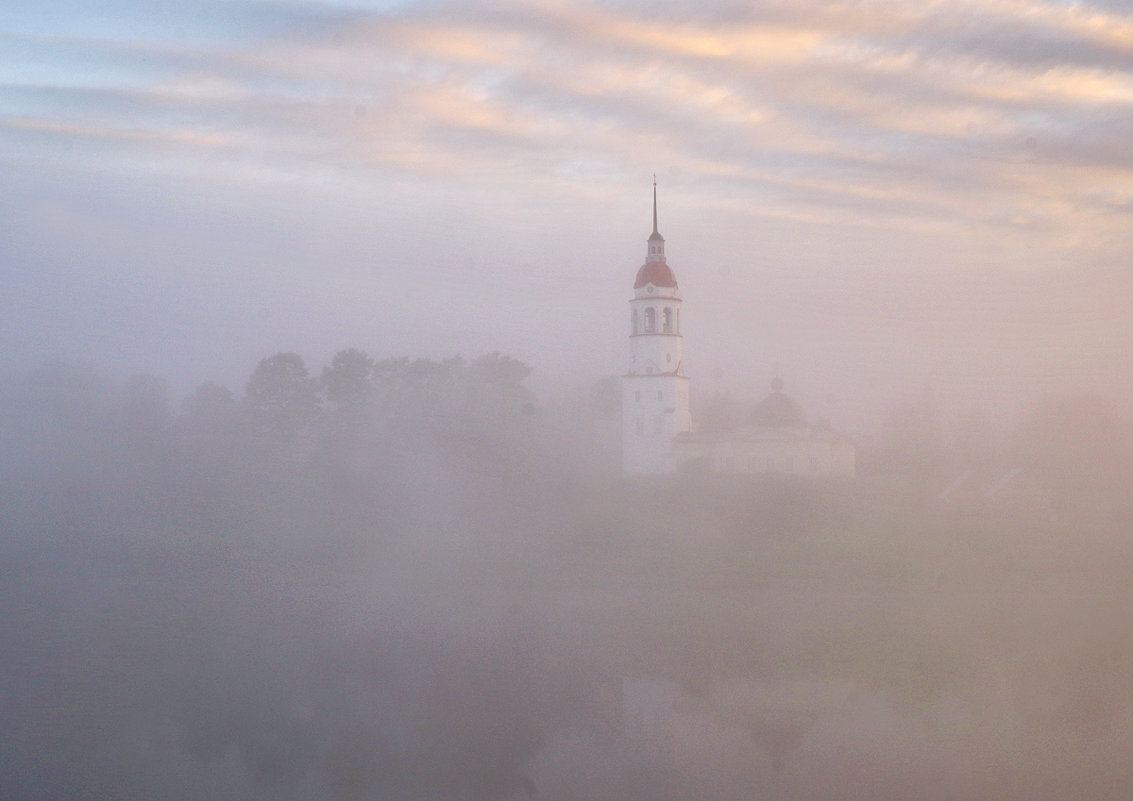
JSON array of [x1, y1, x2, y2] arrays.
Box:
[[6, 1, 1129, 202], [2, 0, 1129, 267], [2, 0, 1131, 410]]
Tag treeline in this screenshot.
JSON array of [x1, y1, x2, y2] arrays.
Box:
[[0, 350, 584, 801], [1, 349, 545, 517], [0, 349, 536, 453]]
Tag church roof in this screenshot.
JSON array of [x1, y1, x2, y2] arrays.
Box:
[[634, 261, 677, 289], [750, 379, 806, 427]]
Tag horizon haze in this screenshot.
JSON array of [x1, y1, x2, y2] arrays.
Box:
[[3, 0, 1131, 430]]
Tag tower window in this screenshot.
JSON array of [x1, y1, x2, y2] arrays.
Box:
[[657, 390, 662, 401], [631, 308, 638, 335], [663, 307, 673, 333], [644, 307, 656, 333]]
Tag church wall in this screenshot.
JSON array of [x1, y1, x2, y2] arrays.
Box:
[[716, 438, 855, 477], [622, 374, 691, 475], [675, 435, 856, 478], [628, 332, 682, 376]]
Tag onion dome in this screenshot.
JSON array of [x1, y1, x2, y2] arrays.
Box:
[[634, 261, 678, 289]]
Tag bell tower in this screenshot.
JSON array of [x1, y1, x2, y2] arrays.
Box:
[[622, 180, 692, 474]]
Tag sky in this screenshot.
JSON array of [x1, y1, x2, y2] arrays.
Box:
[[1, 0, 1131, 431]]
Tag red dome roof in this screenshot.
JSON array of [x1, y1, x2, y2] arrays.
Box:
[[634, 261, 677, 289]]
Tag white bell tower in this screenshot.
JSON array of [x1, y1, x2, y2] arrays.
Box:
[[622, 180, 692, 474]]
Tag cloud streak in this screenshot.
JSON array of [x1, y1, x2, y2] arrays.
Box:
[[5, 1, 1130, 220], [1, 0, 1131, 417]]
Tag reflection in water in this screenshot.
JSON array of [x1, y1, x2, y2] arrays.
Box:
[[2, 360, 1132, 800]]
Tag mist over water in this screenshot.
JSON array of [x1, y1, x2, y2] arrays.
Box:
[[4, 0, 1133, 796], [2, 353, 1132, 800]]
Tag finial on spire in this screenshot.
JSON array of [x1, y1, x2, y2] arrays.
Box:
[[652, 175, 658, 235]]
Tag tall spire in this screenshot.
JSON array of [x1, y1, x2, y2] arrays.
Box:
[[652, 173, 658, 235], [647, 175, 665, 261]]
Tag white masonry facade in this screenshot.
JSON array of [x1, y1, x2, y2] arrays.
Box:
[[622, 184, 693, 474]]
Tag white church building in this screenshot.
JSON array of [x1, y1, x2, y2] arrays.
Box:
[[620, 185, 855, 478]]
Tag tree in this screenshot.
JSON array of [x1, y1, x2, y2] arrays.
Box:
[[466, 353, 531, 387], [465, 353, 535, 420], [373, 356, 464, 428], [180, 381, 240, 443], [321, 349, 376, 409], [244, 353, 320, 438]]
